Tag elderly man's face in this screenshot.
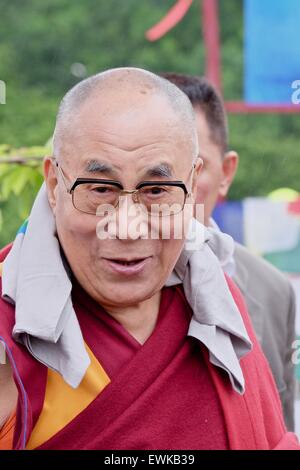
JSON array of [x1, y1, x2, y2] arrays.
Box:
[[45, 90, 199, 308]]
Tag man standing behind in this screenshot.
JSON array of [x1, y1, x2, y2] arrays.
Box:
[[163, 73, 296, 431]]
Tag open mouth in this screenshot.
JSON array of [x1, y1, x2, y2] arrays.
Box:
[[103, 257, 151, 275], [109, 258, 146, 266]]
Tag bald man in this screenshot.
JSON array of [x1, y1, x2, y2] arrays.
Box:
[[0, 68, 299, 450]]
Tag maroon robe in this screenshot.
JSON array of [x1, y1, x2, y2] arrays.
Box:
[[0, 244, 299, 450]]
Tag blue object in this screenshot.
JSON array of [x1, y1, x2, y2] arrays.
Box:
[[212, 201, 244, 244], [245, 0, 300, 104], [17, 220, 28, 235]]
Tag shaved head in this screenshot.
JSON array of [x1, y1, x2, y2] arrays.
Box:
[[53, 67, 199, 160], [45, 67, 203, 314]]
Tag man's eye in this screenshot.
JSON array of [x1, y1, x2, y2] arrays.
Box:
[[92, 186, 114, 193], [146, 186, 166, 195], [95, 187, 109, 193]]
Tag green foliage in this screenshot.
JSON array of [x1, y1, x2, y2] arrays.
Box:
[[0, 145, 48, 246], [228, 113, 300, 199], [0, 0, 299, 246], [0, 0, 204, 146]]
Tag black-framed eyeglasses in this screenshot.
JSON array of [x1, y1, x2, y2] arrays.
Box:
[[52, 158, 195, 217]]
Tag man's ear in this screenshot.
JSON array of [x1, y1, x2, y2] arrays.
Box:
[[218, 150, 239, 198], [44, 156, 58, 214], [192, 156, 203, 199]]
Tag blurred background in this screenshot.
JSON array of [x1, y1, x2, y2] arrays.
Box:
[[0, 0, 299, 434], [0, 0, 300, 242]]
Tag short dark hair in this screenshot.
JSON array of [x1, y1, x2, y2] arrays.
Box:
[[161, 73, 228, 154]]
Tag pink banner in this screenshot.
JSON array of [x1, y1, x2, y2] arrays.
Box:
[[145, 0, 193, 41]]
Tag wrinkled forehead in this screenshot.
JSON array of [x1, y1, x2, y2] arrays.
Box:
[[55, 88, 196, 171]]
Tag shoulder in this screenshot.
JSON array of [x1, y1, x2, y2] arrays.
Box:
[[224, 274, 257, 340], [0, 243, 13, 278], [0, 243, 18, 352], [0, 243, 13, 287], [0, 243, 13, 302], [0, 243, 13, 264], [234, 242, 290, 286], [0, 245, 20, 429], [233, 242, 294, 303]]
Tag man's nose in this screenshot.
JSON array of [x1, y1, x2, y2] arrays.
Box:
[[116, 194, 149, 240]]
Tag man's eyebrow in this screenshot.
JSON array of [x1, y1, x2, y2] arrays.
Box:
[[84, 160, 174, 179], [143, 163, 174, 179], [85, 160, 119, 177]]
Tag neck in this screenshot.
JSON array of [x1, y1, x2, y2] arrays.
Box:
[[104, 290, 162, 345]]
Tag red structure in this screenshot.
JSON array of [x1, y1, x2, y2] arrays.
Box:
[[145, 0, 300, 114]]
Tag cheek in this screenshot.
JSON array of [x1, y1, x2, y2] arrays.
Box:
[[55, 193, 98, 248], [149, 202, 193, 240], [150, 206, 191, 273], [159, 237, 185, 276]]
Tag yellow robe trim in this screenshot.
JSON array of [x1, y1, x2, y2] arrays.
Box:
[[26, 343, 110, 449], [0, 262, 3, 277]]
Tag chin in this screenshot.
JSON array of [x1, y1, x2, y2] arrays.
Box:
[[100, 282, 158, 307]]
